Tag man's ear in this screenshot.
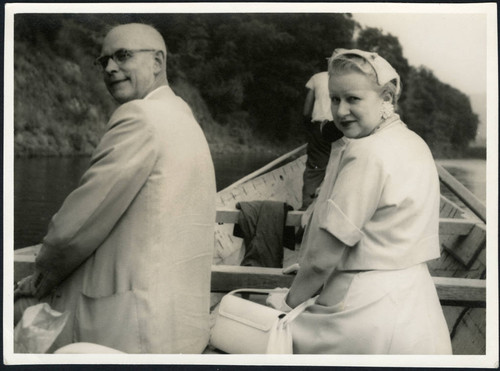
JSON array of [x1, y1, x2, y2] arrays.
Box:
[[153, 50, 165, 74]]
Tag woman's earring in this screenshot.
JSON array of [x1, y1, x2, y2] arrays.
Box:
[[381, 101, 394, 120]]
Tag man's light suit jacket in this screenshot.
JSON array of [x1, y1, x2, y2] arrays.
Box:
[[33, 85, 216, 353]]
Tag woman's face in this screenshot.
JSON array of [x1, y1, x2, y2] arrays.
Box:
[[329, 72, 385, 139]]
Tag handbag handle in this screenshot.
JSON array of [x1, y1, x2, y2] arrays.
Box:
[[280, 296, 316, 325], [227, 288, 316, 323], [227, 288, 286, 296]]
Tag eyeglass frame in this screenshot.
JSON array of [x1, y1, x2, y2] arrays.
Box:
[[94, 49, 160, 70]]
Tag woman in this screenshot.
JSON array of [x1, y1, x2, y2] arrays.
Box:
[[268, 49, 452, 354]]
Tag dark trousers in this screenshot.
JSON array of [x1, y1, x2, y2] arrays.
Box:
[[301, 121, 332, 210]]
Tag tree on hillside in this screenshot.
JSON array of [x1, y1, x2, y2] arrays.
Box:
[[13, 13, 478, 158], [355, 27, 411, 107], [14, 16, 115, 156], [244, 13, 356, 140], [355, 27, 478, 156], [14, 14, 63, 45], [14, 13, 357, 154], [402, 66, 478, 156], [160, 13, 357, 141]]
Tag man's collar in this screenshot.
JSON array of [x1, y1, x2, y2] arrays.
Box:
[[144, 85, 170, 100]]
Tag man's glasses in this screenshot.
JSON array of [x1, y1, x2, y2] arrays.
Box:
[[94, 49, 158, 70]]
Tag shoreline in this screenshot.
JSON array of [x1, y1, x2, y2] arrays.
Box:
[[13, 140, 300, 160], [13, 146, 486, 160]]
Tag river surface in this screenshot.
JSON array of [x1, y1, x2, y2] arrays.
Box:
[[436, 158, 486, 203], [13, 153, 276, 249], [12, 155, 486, 250]]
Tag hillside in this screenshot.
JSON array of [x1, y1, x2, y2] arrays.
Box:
[[469, 93, 487, 147], [12, 14, 482, 159], [13, 28, 287, 158]]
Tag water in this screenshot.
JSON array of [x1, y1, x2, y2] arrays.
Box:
[[13, 152, 276, 249], [13, 156, 486, 250], [436, 158, 486, 205]]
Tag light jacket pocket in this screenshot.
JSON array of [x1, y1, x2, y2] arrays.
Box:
[[75, 290, 141, 353]]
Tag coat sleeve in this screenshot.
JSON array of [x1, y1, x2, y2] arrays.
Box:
[[33, 102, 159, 298], [317, 143, 386, 247]]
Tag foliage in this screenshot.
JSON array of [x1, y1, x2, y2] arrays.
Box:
[[356, 27, 411, 106], [14, 16, 115, 156], [12, 14, 479, 158], [354, 27, 479, 157], [153, 13, 357, 140], [401, 67, 479, 157]]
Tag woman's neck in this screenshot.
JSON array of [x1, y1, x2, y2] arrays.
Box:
[[370, 113, 400, 136]]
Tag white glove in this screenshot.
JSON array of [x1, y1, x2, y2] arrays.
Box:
[[266, 288, 293, 312]]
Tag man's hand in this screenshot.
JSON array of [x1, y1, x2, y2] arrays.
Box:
[[14, 275, 37, 301]]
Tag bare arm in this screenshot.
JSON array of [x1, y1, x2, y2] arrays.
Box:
[[303, 89, 315, 119]]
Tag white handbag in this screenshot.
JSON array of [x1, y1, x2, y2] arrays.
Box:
[[210, 288, 315, 354]]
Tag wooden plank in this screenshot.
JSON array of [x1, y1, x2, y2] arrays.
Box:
[[437, 164, 486, 223], [216, 209, 303, 226], [433, 276, 486, 307], [439, 218, 476, 236], [440, 195, 464, 219], [440, 197, 456, 218], [16, 217, 483, 270], [211, 265, 486, 307], [449, 308, 487, 355], [444, 223, 486, 268], [16, 217, 480, 274], [211, 265, 294, 292], [219, 144, 307, 192], [216, 209, 479, 236], [15, 255, 485, 306], [13, 245, 40, 282]]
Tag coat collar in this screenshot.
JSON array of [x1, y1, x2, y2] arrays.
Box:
[[143, 85, 172, 100]]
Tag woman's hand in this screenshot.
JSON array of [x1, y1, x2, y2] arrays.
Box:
[[14, 275, 37, 301], [266, 288, 293, 312]]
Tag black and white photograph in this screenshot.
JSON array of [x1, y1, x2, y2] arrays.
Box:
[[3, 2, 498, 368]]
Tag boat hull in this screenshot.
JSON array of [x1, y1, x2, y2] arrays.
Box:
[[14, 153, 486, 355], [213, 154, 487, 355]]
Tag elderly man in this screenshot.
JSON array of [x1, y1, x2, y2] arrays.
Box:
[[14, 23, 216, 354]]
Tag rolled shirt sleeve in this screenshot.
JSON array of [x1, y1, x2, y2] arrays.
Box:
[[317, 144, 386, 247], [303, 121, 441, 271], [33, 102, 158, 297]]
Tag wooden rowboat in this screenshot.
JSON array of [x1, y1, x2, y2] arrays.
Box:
[[211, 145, 487, 355], [14, 144, 488, 355]]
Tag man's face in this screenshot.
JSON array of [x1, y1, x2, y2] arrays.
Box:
[[100, 27, 158, 104]]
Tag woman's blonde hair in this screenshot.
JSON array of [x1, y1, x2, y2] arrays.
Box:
[[328, 53, 401, 108]]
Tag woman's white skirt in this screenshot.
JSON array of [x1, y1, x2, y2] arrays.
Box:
[[292, 263, 452, 354]]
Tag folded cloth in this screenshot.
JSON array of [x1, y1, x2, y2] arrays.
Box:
[[233, 201, 295, 267]]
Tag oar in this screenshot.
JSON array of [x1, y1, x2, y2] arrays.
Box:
[[220, 144, 307, 192], [436, 164, 486, 223]]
